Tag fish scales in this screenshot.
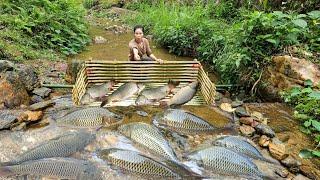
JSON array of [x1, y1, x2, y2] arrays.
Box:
[[0, 158, 102, 180], [99, 148, 180, 178], [3, 131, 95, 166], [118, 122, 178, 162], [213, 136, 267, 161], [56, 107, 122, 127], [167, 81, 198, 106], [153, 109, 215, 134], [188, 146, 263, 178], [101, 82, 145, 107]]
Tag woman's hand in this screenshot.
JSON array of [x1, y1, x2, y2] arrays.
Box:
[[157, 59, 164, 64]]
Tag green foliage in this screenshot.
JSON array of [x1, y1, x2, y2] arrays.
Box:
[[0, 0, 90, 61], [83, 0, 99, 9], [282, 82, 320, 156], [124, 2, 319, 86]]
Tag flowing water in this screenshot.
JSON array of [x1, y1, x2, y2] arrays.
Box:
[[0, 16, 319, 180]]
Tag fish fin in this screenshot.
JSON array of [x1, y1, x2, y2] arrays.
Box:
[[0, 166, 13, 177], [100, 98, 108, 107]]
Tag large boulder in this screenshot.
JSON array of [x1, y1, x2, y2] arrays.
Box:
[[16, 64, 39, 92], [259, 55, 320, 101], [0, 71, 30, 108], [0, 60, 14, 73]]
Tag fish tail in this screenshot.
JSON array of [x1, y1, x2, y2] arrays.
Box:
[[0, 166, 13, 177]]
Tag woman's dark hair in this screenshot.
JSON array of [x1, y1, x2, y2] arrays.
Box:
[[133, 25, 144, 33]]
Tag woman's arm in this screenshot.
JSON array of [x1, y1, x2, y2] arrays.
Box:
[[149, 54, 163, 64]]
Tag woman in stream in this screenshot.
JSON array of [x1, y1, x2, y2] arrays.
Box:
[[128, 25, 163, 63]]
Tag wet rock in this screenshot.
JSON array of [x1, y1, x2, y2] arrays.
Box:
[[275, 168, 289, 178], [94, 36, 107, 44], [235, 107, 250, 117], [16, 64, 39, 92], [171, 132, 189, 151], [47, 72, 60, 78], [29, 100, 54, 111], [219, 103, 235, 112], [293, 174, 311, 180], [268, 138, 288, 160], [0, 111, 17, 129], [259, 55, 320, 101], [255, 124, 275, 137], [0, 71, 30, 108], [258, 135, 270, 147], [281, 155, 301, 173], [239, 117, 255, 125], [231, 100, 243, 108], [299, 165, 318, 180], [11, 121, 26, 131], [0, 60, 14, 72], [239, 125, 255, 136], [23, 110, 43, 121], [31, 95, 44, 104], [214, 91, 223, 101], [32, 87, 52, 98]]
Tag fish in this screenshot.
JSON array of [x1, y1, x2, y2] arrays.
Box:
[[100, 82, 145, 107], [81, 80, 117, 105], [0, 112, 16, 129], [187, 146, 263, 179], [98, 148, 181, 179], [212, 135, 276, 163], [0, 157, 103, 180], [1, 131, 95, 166], [87, 80, 116, 98], [135, 80, 180, 106], [56, 107, 123, 128], [80, 80, 117, 104], [165, 81, 198, 107], [118, 122, 178, 162], [152, 109, 216, 135]]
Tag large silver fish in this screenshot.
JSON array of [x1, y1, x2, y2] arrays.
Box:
[[99, 148, 181, 178], [152, 109, 215, 135], [118, 122, 178, 162], [0, 157, 102, 180], [100, 82, 145, 107], [81, 80, 116, 105], [166, 81, 198, 107], [135, 81, 179, 106], [56, 107, 123, 128], [212, 136, 275, 163], [1, 131, 95, 166], [187, 146, 263, 179]]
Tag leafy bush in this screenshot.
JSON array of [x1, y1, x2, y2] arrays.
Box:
[[0, 0, 90, 60], [282, 82, 320, 157], [124, 3, 319, 86]]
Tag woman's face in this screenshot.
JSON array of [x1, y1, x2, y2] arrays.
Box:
[[134, 28, 143, 41]]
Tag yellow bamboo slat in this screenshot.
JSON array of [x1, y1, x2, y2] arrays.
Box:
[[86, 60, 199, 64]]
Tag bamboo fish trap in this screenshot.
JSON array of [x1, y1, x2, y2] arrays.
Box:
[[72, 60, 216, 106]]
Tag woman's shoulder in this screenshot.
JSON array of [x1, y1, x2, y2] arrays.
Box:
[[142, 38, 150, 44]]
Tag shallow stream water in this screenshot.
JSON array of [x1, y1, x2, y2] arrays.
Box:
[[0, 16, 319, 180]]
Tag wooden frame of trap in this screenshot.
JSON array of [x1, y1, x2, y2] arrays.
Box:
[[72, 60, 216, 106]]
